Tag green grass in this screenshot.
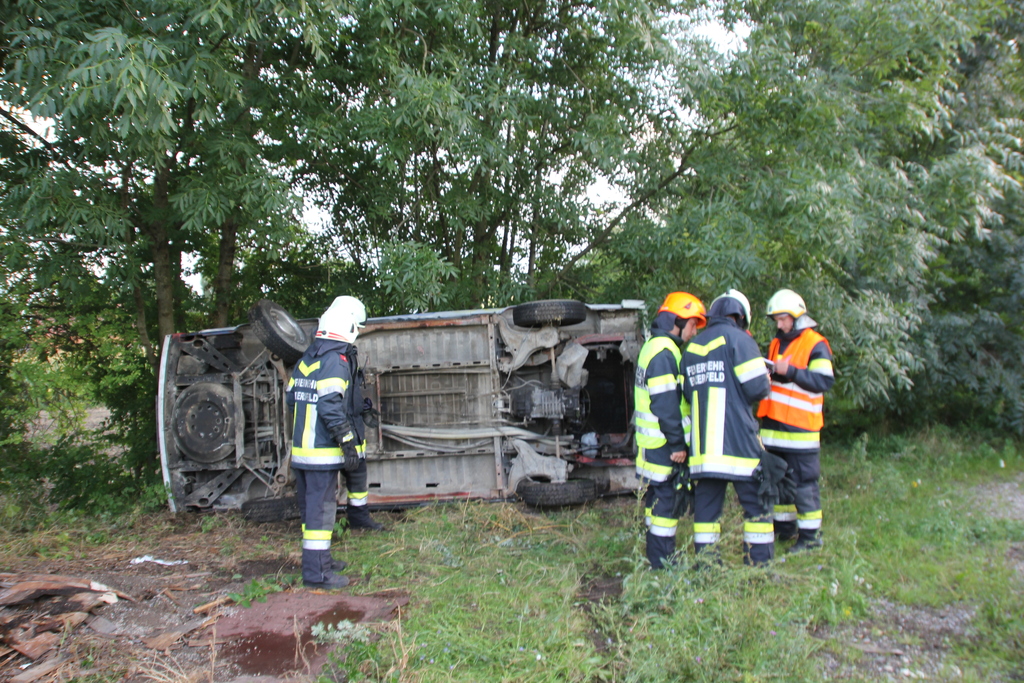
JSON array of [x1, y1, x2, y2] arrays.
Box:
[[328, 427, 1024, 682], [1, 427, 1022, 682]]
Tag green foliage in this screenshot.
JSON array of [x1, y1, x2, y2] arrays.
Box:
[[227, 577, 283, 608], [377, 242, 459, 314]]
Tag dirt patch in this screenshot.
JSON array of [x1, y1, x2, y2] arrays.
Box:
[[814, 599, 976, 681], [214, 591, 407, 678], [970, 473, 1024, 521], [578, 576, 623, 603], [578, 576, 623, 653]]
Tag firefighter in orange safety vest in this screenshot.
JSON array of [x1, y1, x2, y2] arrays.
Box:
[[634, 292, 707, 569], [757, 289, 834, 552]]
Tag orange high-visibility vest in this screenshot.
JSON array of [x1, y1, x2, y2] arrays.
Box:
[[757, 330, 831, 431]]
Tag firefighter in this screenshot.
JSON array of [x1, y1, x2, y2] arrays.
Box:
[[683, 290, 774, 565], [757, 289, 834, 552], [634, 291, 707, 569], [286, 295, 383, 590]]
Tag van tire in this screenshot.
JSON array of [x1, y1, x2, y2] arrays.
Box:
[[512, 300, 587, 327], [241, 496, 301, 523], [248, 300, 310, 364], [517, 479, 598, 507]]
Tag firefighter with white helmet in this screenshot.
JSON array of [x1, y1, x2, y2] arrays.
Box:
[[683, 289, 775, 565], [634, 292, 707, 568], [757, 289, 834, 552], [286, 295, 383, 590]]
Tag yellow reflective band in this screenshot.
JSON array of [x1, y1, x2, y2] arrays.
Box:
[[774, 504, 797, 513], [744, 521, 774, 534], [688, 452, 760, 477], [808, 358, 834, 375], [687, 336, 726, 357], [734, 357, 767, 382], [760, 429, 820, 442], [797, 510, 823, 520], [693, 523, 721, 533], [287, 378, 294, 390], [298, 360, 321, 376], [303, 529, 333, 541], [650, 516, 678, 529], [356, 443, 365, 454], [302, 404, 317, 450], [348, 490, 369, 500], [691, 390, 701, 457], [704, 386, 725, 459], [292, 445, 342, 457]]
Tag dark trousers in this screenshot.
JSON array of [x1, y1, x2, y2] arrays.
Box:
[[693, 477, 774, 565], [643, 478, 679, 569], [769, 449, 822, 542], [295, 468, 339, 584]]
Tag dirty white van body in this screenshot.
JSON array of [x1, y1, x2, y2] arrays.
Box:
[[157, 300, 645, 519]]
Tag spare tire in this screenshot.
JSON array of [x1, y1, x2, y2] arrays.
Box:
[[241, 496, 301, 523], [512, 299, 588, 327], [517, 479, 598, 507], [248, 300, 310, 364]]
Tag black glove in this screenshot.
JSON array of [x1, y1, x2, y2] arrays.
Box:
[[361, 398, 380, 429], [756, 450, 791, 515], [330, 424, 362, 472], [669, 465, 695, 518], [342, 442, 361, 472]]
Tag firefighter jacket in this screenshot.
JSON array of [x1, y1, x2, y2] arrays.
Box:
[[634, 331, 690, 482], [286, 338, 366, 470], [683, 317, 771, 480], [757, 327, 834, 452]]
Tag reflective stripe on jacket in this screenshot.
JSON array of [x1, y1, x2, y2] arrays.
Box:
[[683, 318, 771, 480], [757, 329, 833, 450], [633, 333, 690, 454]]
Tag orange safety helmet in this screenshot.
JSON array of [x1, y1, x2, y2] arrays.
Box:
[[658, 292, 707, 329]]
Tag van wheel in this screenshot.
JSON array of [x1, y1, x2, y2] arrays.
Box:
[[241, 496, 301, 523], [512, 299, 587, 327], [517, 479, 598, 507], [248, 300, 310, 364]]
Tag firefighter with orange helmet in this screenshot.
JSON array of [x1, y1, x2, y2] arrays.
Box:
[[634, 292, 707, 568], [757, 289, 834, 552]]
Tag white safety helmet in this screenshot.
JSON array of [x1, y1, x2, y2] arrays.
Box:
[[709, 289, 752, 330], [316, 295, 367, 343], [766, 289, 807, 319]]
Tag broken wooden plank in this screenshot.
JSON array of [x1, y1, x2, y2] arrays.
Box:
[[9, 656, 66, 683], [9, 630, 60, 660], [34, 611, 89, 633], [0, 576, 133, 606], [193, 596, 232, 614]]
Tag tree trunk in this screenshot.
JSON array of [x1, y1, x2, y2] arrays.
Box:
[[213, 216, 238, 327], [147, 163, 176, 342]]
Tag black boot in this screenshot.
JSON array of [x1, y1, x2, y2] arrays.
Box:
[[347, 506, 385, 531], [788, 530, 822, 554], [646, 531, 676, 570], [302, 549, 350, 589], [775, 521, 798, 542]]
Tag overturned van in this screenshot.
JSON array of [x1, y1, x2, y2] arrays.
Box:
[[157, 299, 645, 520]]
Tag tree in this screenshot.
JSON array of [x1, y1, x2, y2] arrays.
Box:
[[586, 0, 1016, 414], [0, 0, 347, 367], [292, 0, 691, 309]]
